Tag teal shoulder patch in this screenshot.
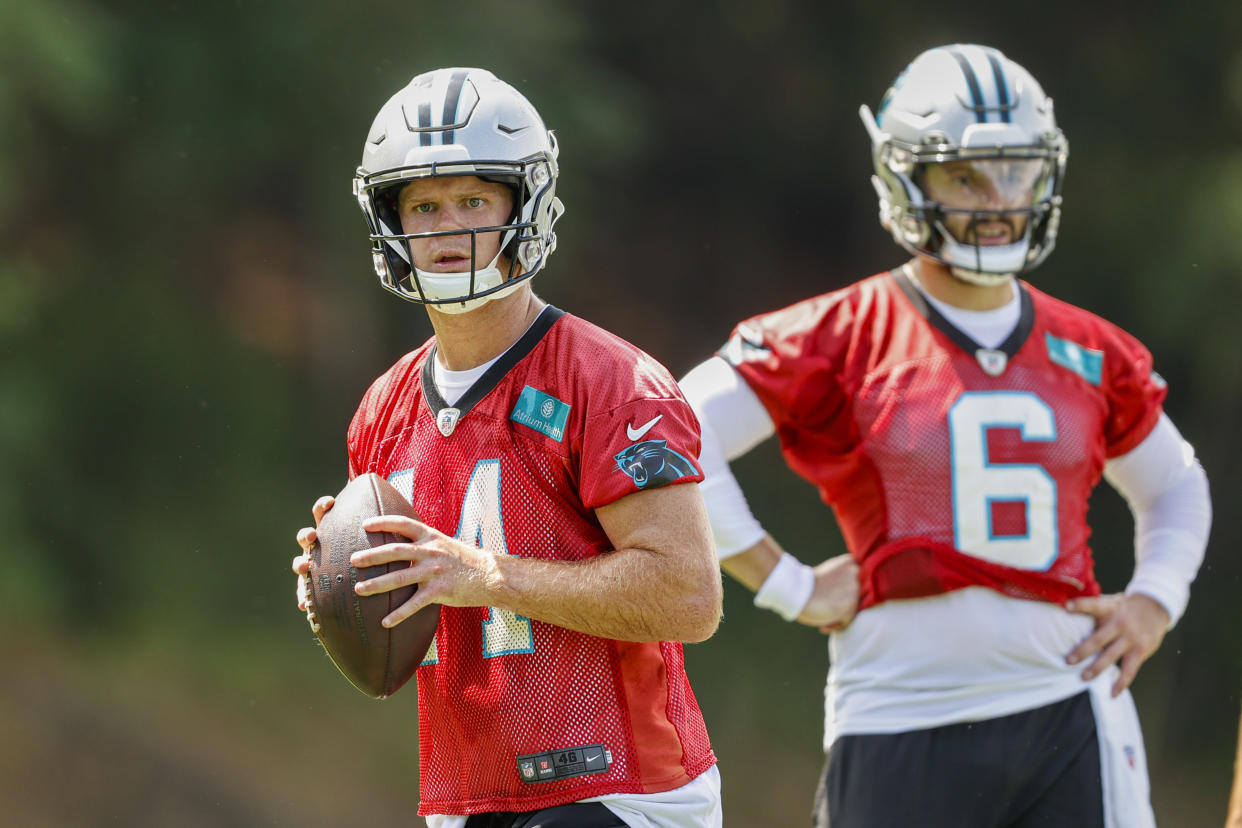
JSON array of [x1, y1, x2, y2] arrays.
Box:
[[510, 386, 571, 442], [1044, 332, 1103, 386]]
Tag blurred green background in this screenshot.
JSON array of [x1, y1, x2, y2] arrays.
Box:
[[3, 1, 1240, 824]]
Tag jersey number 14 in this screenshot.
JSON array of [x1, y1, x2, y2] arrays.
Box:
[[388, 459, 535, 665]]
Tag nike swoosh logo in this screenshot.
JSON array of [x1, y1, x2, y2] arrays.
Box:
[[584, 752, 601, 763], [626, 414, 663, 441]]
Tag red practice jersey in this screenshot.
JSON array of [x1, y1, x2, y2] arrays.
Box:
[[722, 270, 1166, 612], [346, 307, 715, 816]]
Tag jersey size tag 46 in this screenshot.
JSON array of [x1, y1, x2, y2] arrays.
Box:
[[516, 743, 611, 783]]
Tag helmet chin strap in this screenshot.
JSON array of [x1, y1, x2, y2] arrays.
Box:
[[935, 222, 1028, 288], [948, 265, 1016, 287], [412, 248, 521, 315]]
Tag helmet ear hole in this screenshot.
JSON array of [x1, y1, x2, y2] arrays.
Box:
[[900, 214, 929, 247], [372, 184, 412, 279]]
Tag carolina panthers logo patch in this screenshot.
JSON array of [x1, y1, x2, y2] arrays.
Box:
[[613, 440, 697, 489]]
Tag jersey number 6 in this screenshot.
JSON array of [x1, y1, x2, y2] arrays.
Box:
[[948, 392, 1058, 570]]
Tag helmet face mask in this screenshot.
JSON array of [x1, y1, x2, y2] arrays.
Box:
[[861, 45, 1068, 286], [353, 68, 565, 312]]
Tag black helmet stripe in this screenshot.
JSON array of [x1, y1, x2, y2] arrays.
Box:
[[986, 52, 1012, 124], [441, 70, 469, 145], [417, 102, 432, 146], [948, 47, 987, 123]]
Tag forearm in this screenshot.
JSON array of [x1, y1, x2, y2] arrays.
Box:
[[354, 499, 722, 640], [720, 534, 784, 591], [489, 543, 721, 643], [681, 358, 774, 559], [1104, 414, 1211, 626], [683, 358, 825, 622]]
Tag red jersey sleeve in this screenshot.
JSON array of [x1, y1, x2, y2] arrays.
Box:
[[1100, 324, 1167, 458], [575, 382, 704, 510], [718, 292, 858, 453]]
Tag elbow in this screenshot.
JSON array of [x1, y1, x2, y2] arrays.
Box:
[[675, 569, 724, 643], [680, 612, 722, 644]]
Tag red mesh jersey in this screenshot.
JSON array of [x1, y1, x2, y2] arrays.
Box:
[[346, 309, 715, 816], [722, 271, 1166, 612]]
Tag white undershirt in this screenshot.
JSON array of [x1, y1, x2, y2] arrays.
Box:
[[679, 297, 1210, 746], [433, 354, 500, 407], [430, 308, 550, 406], [919, 276, 1021, 349]]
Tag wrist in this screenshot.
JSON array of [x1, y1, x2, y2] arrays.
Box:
[[753, 552, 814, 621]]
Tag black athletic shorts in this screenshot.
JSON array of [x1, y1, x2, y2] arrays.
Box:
[[464, 801, 626, 828], [814, 690, 1104, 828]]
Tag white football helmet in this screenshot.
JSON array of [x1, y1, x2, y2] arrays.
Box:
[[860, 45, 1068, 285], [353, 68, 565, 312]]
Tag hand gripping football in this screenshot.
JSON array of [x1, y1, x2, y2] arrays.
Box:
[[306, 473, 439, 699]]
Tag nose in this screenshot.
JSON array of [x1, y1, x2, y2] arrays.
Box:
[[977, 182, 1018, 211], [432, 204, 468, 232], [990, 175, 1037, 210]]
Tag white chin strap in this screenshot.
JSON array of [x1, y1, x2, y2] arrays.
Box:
[[936, 229, 1027, 287], [948, 265, 1017, 287], [412, 249, 521, 315]]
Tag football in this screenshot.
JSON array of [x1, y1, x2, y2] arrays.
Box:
[[306, 473, 439, 699]]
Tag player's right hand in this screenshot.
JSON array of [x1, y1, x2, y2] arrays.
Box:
[[798, 553, 860, 633], [292, 495, 335, 612]]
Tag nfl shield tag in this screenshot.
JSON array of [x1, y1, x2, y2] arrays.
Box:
[[976, 349, 1008, 376], [436, 407, 461, 437]]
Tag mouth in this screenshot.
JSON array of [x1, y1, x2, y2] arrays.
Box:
[[971, 222, 1014, 246], [428, 252, 472, 271]]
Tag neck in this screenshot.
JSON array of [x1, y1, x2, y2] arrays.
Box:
[[908, 258, 1014, 311], [426, 285, 546, 370]]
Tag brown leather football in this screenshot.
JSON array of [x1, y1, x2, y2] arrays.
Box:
[[306, 473, 439, 699]]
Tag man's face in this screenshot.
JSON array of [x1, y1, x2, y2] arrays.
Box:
[[921, 159, 1046, 246], [397, 175, 516, 273]]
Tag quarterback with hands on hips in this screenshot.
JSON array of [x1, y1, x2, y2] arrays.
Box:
[[293, 68, 723, 828], [680, 44, 1210, 827]]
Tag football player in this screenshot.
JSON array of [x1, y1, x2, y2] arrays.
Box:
[[680, 44, 1210, 827], [292, 68, 723, 828]]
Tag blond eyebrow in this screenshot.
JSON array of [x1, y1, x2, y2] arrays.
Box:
[[399, 185, 499, 207]]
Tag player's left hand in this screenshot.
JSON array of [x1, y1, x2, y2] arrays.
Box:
[[1065, 592, 1171, 697], [292, 494, 335, 614], [350, 514, 499, 628], [798, 553, 860, 633]]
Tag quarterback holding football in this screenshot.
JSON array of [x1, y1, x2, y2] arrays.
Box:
[[293, 68, 723, 828]]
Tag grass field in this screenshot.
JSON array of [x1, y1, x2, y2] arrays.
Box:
[[0, 620, 1230, 826]]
